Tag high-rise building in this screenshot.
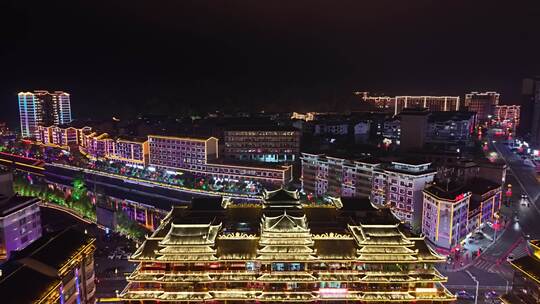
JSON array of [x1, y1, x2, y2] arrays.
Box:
[[0, 228, 96, 304], [362, 94, 460, 115], [18, 90, 72, 138], [494, 105, 521, 131], [521, 78, 540, 145], [464, 91, 500, 124], [371, 160, 437, 227], [400, 108, 430, 151], [120, 190, 455, 303]]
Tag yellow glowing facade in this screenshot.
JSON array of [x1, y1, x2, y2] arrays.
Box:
[[120, 189, 455, 303], [502, 240, 540, 303]]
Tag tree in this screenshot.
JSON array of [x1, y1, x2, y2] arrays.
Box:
[[72, 175, 87, 201], [115, 211, 148, 240]]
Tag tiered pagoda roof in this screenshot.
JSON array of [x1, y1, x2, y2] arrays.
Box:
[[257, 211, 316, 260], [121, 191, 455, 303], [349, 223, 446, 263], [262, 188, 301, 209]]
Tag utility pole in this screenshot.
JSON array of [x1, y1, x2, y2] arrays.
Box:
[[465, 270, 479, 304]]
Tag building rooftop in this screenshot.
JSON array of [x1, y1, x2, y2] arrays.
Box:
[[0, 228, 95, 303], [399, 108, 430, 116], [392, 158, 431, 166], [208, 158, 291, 170], [424, 182, 469, 201], [131, 195, 442, 263], [224, 125, 299, 132], [11, 227, 95, 270], [428, 111, 476, 122], [0, 195, 40, 217], [467, 178, 501, 195]]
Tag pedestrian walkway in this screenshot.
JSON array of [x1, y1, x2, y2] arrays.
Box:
[[473, 256, 497, 272], [445, 221, 509, 272]]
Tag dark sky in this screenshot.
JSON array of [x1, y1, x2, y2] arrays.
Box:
[[1, 1, 540, 126]]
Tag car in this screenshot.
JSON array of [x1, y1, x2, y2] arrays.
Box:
[[456, 290, 475, 300], [474, 233, 485, 239], [485, 290, 498, 299], [507, 254, 515, 262], [107, 253, 115, 260]]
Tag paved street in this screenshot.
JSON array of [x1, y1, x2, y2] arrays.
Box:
[[439, 136, 540, 303]]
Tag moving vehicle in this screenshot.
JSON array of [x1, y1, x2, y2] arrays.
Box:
[[485, 290, 498, 299], [507, 254, 515, 262], [456, 290, 475, 300]]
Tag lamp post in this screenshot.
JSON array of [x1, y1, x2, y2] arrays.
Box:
[[465, 270, 479, 304]]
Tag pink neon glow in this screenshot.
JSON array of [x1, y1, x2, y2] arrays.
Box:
[[319, 288, 348, 294]]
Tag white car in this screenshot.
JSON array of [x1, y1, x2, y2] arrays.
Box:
[[507, 254, 515, 262]]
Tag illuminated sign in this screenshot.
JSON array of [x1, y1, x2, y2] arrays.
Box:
[[319, 288, 348, 298]]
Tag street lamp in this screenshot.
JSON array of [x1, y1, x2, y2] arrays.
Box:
[[465, 270, 479, 304]]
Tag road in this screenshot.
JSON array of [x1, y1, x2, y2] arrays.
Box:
[[440, 136, 540, 303]]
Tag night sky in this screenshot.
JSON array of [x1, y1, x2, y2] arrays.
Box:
[[1, 1, 539, 127]]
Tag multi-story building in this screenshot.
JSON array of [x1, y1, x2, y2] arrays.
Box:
[[106, 137, 149, 166], [36, 124, 88, 149], [0, 171, 41, 261], [0, 228, 96, 304], [502, 239, 540, 303], [120, 189, 455, 303], [313, 121, 350, 136], [381, 111, 476, 146], [371, 160, 436, 227], [290, 112, 318, 121], [80, 130, 110, 159], [148, 135, 219, 167], [223, 127, 300, 163], [301, 153, 381, 198], [0, 122, 16, 144], [495, 105, 521, 130], [18, 90, 72, 138], [464, 91, 500, 124], [468, 179, 502, 232], [422, 178, 502, 251], [521, 77, 540, 144], [148, 135, 292, 186], [382, 118, 401, 140], [400, 108, 430, 151], [422, 184, 471, 251], [426, 111, 476, 144], [362, 94, 460, 116]]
